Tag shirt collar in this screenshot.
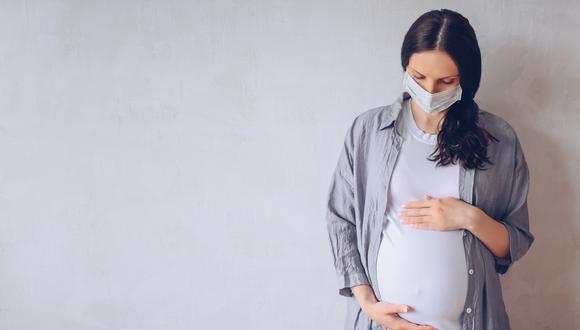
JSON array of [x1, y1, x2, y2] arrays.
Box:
[[378, 91, 411, 131]]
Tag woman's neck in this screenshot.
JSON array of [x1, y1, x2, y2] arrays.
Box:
[[409, 99, 447, 134]]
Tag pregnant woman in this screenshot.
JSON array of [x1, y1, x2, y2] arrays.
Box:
[[375, 71, 467, 330], [325, 9, 534, 330]]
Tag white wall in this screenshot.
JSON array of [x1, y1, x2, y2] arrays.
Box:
[[0, 1, 577, 329]]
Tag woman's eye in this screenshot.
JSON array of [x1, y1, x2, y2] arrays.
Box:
[[413, 75, 454, 85]]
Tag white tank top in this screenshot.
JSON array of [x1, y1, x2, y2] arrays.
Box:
[[376, 99, 468, 330]]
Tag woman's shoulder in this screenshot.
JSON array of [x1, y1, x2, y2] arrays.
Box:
[[348, 100, 404, 133], [355, 104, 388, 125], [343, 105, 389, 140], [477, 107, 530, 169], [346, 92, 409, 136], [477, 107, 520, 144]]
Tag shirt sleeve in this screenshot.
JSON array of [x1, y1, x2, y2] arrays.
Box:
[[494, 133, 535, 274], [325, 119, 371, 297]]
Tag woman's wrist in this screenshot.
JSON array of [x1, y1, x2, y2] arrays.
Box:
[[351, 284, 378, 311], [359, 297, 378, 312], [463, 204, 482, 232]]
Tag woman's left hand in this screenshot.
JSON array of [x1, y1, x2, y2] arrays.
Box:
[[399, 195, 478, 231]]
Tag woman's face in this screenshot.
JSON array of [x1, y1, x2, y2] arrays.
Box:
[[406, 50, 461, 94]]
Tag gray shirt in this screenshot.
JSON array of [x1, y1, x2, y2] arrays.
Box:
[[325, 91, 535, 330]]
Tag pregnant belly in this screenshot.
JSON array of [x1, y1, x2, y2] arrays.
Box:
[[376, 227, 468, 330]]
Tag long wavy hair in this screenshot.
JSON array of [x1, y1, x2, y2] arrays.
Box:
[[401, 8, 498, 170]]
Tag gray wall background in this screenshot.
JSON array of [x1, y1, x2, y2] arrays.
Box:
[[0, 1, 577, 329]]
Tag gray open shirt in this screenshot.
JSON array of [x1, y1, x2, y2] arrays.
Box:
[[325, 91, 535, 330]]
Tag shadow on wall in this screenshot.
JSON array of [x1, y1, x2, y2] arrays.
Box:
[[479, 35, 578, 329]]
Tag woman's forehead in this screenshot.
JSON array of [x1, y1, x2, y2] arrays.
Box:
[[408, 51, 459, 78]]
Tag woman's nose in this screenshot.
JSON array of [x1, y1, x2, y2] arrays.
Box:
[[420, 80, 442, 94], [423, 81, 438, 93]]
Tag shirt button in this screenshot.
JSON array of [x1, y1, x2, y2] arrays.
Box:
[[468, 268, 474, 275], [466, 307, 472, 314]]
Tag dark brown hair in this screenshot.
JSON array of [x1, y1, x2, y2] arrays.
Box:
[[401, 8, 498, 170]]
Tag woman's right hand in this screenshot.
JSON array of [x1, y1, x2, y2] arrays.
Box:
[[360, 301, 438, 330]]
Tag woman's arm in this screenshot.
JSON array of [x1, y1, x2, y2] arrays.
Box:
[[467, 133, 535, 274], [326, 118, 371, 297]]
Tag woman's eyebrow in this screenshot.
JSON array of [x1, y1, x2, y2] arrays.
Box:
[[411, 68, 459, 79]]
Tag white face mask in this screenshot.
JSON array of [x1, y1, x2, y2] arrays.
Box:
[[402, 69, 462, 113]]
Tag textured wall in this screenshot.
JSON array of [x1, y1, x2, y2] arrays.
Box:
[[0, 1, 577, 329]]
